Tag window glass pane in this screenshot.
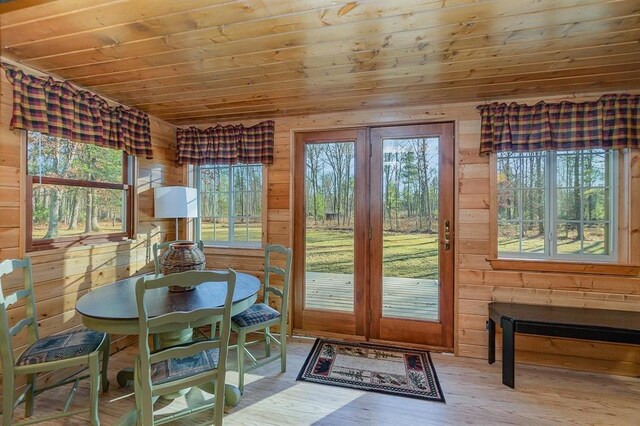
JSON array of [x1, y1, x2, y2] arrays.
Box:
[[521, 189, 544, 220], [27, 132, 128, 245], [582, 149, 607, 187], [583, 188, 606, 221], [555, 149, 613, 257], [557, 188, 580, 221], [498, 189, 516, 221], [497, 222, 520, 252], [556, 222, 582, 254], [27, 133, 123, 183], [583, 223, 608, 254], [198, 164, 262, 245], [497, 151, 545, 255], [498, 149, 615, 260], [32, 185, 125, 240], [522, 221, 545, 253], [556, 151, 579, 188]]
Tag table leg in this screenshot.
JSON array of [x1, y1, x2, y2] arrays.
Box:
[[501, 318, 515, 388], [488, 317, 496, 364]]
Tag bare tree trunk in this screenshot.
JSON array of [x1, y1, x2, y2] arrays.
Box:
[[44, 188, 59, 239], [573, 154, 582, 240], [91, 190, 101, 231], [67, 190, 78, 230], [84, 191, 92, 233]]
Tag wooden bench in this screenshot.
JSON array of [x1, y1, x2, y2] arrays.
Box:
[[487, 302, 640, 388]]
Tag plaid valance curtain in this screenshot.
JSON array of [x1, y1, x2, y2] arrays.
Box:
[[477, 94, 640, 154], [176, 120, 275, 165], [2, 63, 153, 159]]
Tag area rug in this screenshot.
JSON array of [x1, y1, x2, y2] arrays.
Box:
[[296, 339, 445, 403]]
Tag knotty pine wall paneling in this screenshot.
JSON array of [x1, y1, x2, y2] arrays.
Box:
[[195, 92, 639, 377], [0, 70, 184, 396]]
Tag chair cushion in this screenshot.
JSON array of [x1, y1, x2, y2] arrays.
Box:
[[232, 303, 281, 328], [16, 329, 106, 366], [151, 348, 219, 385]]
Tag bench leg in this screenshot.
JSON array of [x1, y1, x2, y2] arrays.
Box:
[[488, 318, 496, 364], [501, 318, 515, 389]]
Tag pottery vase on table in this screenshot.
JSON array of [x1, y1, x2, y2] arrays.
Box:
[[159, 241, 206, 291]]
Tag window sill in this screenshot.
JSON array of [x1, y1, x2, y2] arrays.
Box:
[[487, 258, 640, 276]]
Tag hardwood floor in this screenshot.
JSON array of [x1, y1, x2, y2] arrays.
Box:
[[6, 337, 638, 425]]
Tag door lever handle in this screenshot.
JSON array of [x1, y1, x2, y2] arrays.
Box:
[[443, 220, 451, 251]]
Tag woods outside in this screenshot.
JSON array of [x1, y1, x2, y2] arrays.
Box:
[[497, 149, 612, 255], [28, 133, 125, 240], [305, 139, 440, 279]]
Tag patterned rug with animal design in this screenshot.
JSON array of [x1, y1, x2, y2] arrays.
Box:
[[296, 339, 445, 402]]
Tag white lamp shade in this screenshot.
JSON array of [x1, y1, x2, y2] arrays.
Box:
[[154, 186, 198, 218]]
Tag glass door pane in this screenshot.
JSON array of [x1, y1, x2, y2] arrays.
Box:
[[304, 142, 355, 312], [381, 137, 440, 321]]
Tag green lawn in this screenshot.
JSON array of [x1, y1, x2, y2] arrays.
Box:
[[32, 221, 123, 239], [306, 228, 439, 279], [498, 234, 606, 255], [200, 222, 261, 243]]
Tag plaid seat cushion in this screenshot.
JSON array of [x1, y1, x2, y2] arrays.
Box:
[[232, 303, 280, 328], [151, 348, 219, 385], [16, 329, 106, 366]]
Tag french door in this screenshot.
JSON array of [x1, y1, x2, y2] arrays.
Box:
[[293, 123, 454, 349]]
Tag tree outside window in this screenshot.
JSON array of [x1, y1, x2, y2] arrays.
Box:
[[197, 163, 262, 246], [497, 149, 616, 260], [27, 132, 132, 249]]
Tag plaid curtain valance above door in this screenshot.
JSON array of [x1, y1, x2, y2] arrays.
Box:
[[176, 120, 274, 165], [2, 63, 153, 159], [477, 94, 640, 154]]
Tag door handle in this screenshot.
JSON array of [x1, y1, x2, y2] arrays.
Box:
[[443, 220, 451, 251]]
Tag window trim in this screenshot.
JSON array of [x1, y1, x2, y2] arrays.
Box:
[[25, 137, 134, 252], [489, 148, 640, 274], [195, 163, 266, 249]]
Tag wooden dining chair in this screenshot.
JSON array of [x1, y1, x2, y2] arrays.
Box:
[[152, 240, 204, 274], [0, 258, 110, 426], [133, 270, 236, 425], [230, 244, 293, 393]]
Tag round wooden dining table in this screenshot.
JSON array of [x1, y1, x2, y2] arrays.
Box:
[[75, 270, 260, 408]]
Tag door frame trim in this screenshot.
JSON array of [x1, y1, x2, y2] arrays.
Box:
[[291, 122, 456, 351]]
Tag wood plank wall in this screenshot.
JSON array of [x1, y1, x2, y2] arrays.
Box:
[[1, 56, 637, 391], [200, 93, 639, 377], [0, 70, 183, 393]]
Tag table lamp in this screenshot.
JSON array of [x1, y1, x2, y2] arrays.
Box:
[[154, 186, 198, 240]]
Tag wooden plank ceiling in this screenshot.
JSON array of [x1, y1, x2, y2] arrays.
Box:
[[1, 0, 639, 125]]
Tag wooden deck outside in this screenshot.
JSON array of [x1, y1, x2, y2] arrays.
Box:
[[305, 272, 439, 320]]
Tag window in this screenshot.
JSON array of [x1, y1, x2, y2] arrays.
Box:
[[497, 149, 617, 260], [27, 132, 133, 250], [196, 163, 263, 246]]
